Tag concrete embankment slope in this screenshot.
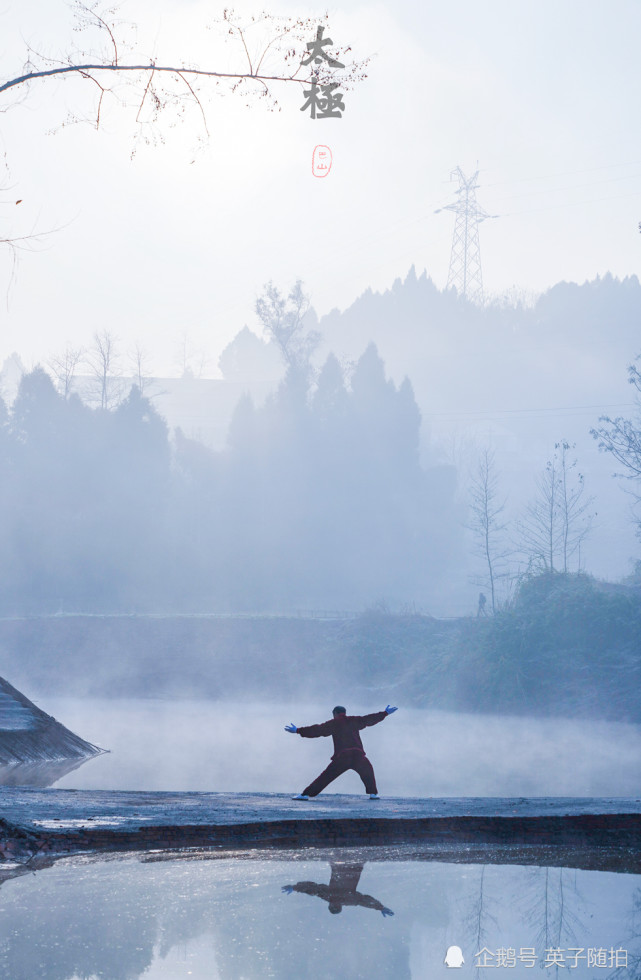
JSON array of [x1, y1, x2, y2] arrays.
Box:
[[0, 676, 105, 774], [1, 791, 641, 873]]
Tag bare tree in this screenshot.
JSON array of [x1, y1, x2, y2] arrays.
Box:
[[48, 344, 85, 398], [255, 280, 319, 374], [173, 329, 210, 380], [129, 342, 154, 396], [86, 328, 123, 409], [518, 867, 582, 971], [467, 448, 510, 613], [192, 348, 211, 380], [517, 443, 594, 574], [461, 865, 499, 971], [556, 441, 595, 573]]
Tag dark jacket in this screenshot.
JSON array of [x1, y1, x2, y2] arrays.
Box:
[[297, 711, 387, 759]]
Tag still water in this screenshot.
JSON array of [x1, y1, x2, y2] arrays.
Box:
[[38, 698, 641, 796], [1, 849, 639, 979]]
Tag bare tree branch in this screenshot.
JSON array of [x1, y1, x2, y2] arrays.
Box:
[[2, 6, 368, 111], [592, 361, 641, 480], [2, 4, 369, 253], [174, 70, 209, 138], [0, 61, 326, 97]]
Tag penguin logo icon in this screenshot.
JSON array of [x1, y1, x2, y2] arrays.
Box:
[[444, 945, 465, 968]]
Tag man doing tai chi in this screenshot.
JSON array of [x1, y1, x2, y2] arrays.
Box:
[[285, 704, 398, 800]]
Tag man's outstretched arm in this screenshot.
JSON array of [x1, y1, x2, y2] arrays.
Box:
[[284, 720, 334, 737], [356, 705, 398, 730], [297, 719, 334, 738]]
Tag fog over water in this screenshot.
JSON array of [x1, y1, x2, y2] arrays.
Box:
[[45, 699, 641, 797]]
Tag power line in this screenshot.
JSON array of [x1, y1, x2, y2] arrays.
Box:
[[425, 402, 637, 422], [500, 187, 641, 218], [489, 171, 641, 204], [481, 159, 641, 188]]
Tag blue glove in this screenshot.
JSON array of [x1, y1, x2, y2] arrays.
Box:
[[284, 723, 298, 733], [385, 705, 398, 714], [282, 885, 294, 894], [381, 907, 394, 917]]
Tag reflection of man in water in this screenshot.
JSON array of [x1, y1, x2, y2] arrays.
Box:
[[282, 862, 394, 917], [285, 705, 398, 799]]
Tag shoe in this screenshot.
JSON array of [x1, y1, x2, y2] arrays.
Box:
[[369, 794, 380, 800], [292, 794, 309, 800]]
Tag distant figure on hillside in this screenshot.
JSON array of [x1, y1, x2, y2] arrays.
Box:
[[282, 861, 394, 916], [284, 704, 398, 800], [477, 592, 488, 617]]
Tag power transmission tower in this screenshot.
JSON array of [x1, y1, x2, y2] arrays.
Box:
[[435, 167, 497, 304]]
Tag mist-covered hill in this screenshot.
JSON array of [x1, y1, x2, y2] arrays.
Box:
[[220, 271, 641, 594], [315, 269, 641, 422]]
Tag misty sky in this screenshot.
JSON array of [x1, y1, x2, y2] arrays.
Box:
[[3, 0, 641, 376]]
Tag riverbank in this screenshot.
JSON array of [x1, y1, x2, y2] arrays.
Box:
[[1, 572, 640, 722], [1, 792, 640, 873]]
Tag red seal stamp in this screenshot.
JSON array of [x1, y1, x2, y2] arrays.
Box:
[[312, 145, 332, 177]]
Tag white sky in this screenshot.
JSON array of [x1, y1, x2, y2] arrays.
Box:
[[2, 0, 641, 376]]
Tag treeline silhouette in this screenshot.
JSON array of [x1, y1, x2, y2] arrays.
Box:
[[0, 348, 463, 614], [315, 270, 641, 411]]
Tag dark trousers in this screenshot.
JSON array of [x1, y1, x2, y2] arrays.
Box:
[[303, 749, 378, 797]]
